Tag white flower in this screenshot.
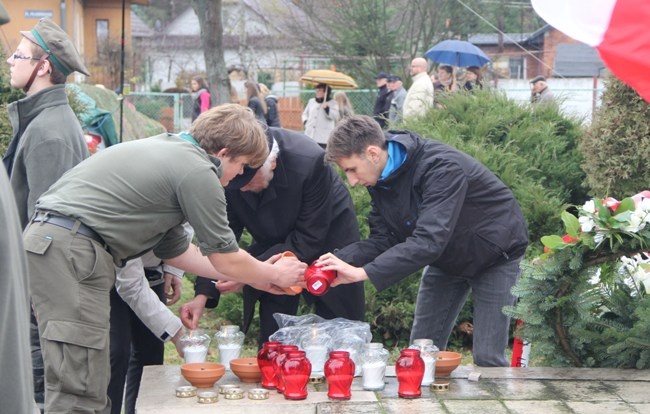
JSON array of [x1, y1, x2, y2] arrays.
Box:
[[620, 256, 638, 274], [638, 197, 650, 212], [624, 199, 650, 233], [623, 213, 643, 233], [593, 231, 606, 245], [619, 254, 650, 295], [579, 215, 595, 232], [582, 200, 596, 214]]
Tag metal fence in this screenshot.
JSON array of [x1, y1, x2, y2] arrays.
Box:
[[126, 83, 603, 134], [125, 92, 194, 133], [125, 90, 378, 133]]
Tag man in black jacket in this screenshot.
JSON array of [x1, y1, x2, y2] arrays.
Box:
[[316, 115, 529, 367], [372, 72, 392, 129], [180, 128, 365, 346]]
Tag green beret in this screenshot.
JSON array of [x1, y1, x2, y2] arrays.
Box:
[[21, 18, 90, 77]]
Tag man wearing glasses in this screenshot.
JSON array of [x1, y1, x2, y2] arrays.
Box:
[[3, 17, 90, 413]]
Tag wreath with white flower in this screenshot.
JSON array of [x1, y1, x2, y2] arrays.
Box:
[[505, 191, 650, 368]]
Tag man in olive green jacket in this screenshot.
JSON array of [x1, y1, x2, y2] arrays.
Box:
[[3, 17, 90, 412]]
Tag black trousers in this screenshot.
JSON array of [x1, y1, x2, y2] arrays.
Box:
[[107, 284, 165, 414]]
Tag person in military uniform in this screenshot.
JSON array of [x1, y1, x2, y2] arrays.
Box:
[[3, 17, 90, 413], [0, 6, 41, 414], [24, 104, 307, 413]]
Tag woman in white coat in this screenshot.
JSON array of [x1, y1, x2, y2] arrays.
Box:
[[302, 83, 339, 147]]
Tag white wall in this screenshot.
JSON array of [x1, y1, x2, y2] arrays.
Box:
[[495, 78, 604, 124], [148, 48, 296, 90]]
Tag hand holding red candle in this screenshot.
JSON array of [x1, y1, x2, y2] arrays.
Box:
[[314, 253, 369, 287], [304, 262, 337, 296]]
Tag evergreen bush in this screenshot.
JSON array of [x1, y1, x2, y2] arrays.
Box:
[[402, 89, 588, 250], [581, 76, 650, 198]]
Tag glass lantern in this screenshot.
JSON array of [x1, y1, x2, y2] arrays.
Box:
[[180, 329, 211, 364], [361, 342, 389, 390], [214, 325, 245, 369], [409, 338, 439, 386]]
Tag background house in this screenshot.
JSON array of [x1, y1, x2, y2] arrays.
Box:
[[139, 0, 304, 94], [469, 25, 604, 80], [0, 0, 146, 88], [468, 25, 605, 122]]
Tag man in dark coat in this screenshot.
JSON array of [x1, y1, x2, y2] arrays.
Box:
[[316, 115, 529, 367], [180, 127, 365, 346], [372, 72, 392, 129]]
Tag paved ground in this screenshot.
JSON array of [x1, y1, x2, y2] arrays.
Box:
[[137, 365, 650, 413]]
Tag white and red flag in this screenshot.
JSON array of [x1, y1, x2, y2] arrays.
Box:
[[531, 0, 650, 103]]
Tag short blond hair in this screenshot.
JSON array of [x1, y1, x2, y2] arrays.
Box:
[[190, 103, 268, 168]]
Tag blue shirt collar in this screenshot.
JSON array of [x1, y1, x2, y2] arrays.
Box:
[[379, 138, 407, 181]]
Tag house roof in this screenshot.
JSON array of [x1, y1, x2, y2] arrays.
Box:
[[554, 43, 605, 77], [468, 25, 550, 47], [468, 33, 533, 45], [165, 0, 305, 38], [131, 10, 154, 38]]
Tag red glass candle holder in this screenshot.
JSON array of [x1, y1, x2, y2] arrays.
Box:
[[273, 345, 298, 394], [304, 262, 337, 296], [281, 350, 311, 400], [258, 341, 282, 389], [324, 350, 355, 400], [395, 348, 425, 398]]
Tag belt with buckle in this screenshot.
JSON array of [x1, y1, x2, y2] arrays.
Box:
[[32, 212, 107, 248]]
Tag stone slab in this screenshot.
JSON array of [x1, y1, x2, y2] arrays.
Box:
[[503, 400, 572, 414], [380, 398, 447, 414], [489, 379, 557, 400], [630, 403, 650, 414], [459, 366, 650, 382], [443, 399, 509, 413], [137, 364, 650, 413], [565, 401, 640, 414], [605, 381, 650, 404], [545, 380, 622, 402], [136, 365, 377, 414]]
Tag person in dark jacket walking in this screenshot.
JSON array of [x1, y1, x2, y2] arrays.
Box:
[[372, 72, 392, 128], [180, 127, 365, 346], [245, 81, 267, 125], [259, 83, 281, 127], [317, 115, 529, 367]]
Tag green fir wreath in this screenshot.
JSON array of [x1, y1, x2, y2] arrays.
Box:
[[505, 191, 650, 368]]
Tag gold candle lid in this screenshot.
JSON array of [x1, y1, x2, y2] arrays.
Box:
[[431, 382, 450, 391], [175, 385, 197, 398], [309, 374, 325, 384], [224, 387, 245, 400], [219, 384, 239, 394], [197, 390, 219, 403], [248, 388, 270, 400]]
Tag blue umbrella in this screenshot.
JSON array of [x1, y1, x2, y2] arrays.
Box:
[[424, 40, 491, 67]]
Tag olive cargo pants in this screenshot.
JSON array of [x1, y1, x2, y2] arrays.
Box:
[[25, 221, 115, 413]]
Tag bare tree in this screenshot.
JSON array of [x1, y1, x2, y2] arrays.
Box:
[[284, 0, 453, 85], [191, 0, 230, 105]]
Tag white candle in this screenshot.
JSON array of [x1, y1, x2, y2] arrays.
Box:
[[421, 355, 435, 386], [304, 345, 328, 374], [219, 344, 242, 369], [184, 344, 208, 363], [362, 360, 386, 390]]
